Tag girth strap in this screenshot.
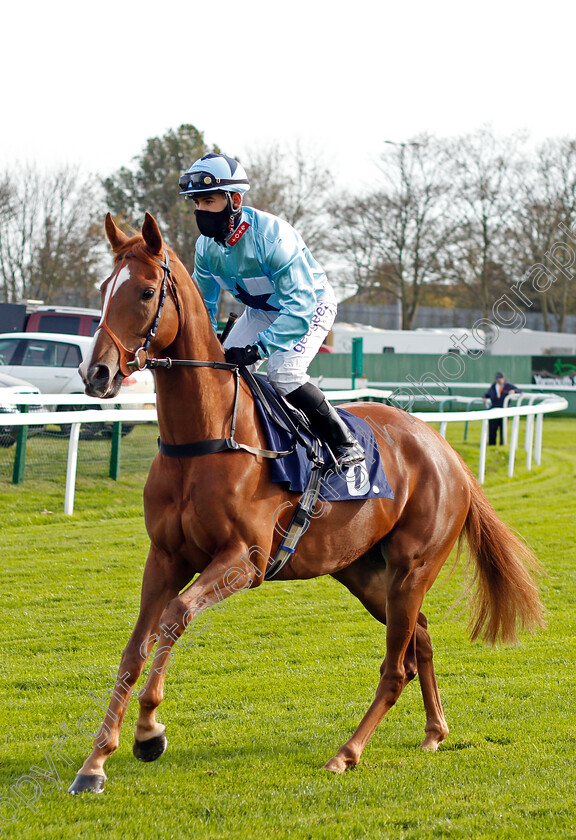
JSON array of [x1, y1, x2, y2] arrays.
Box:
[[157, 436, 294, 459], [156, 365, 295, 459]]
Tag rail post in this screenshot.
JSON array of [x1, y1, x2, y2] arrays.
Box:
[[478, 418, 489, 484], [534, 413, 544, 466], [351, 337, 364, 389], [507, 414, 521, 478], [12, 405, 29, 485], [109, 421, 122, 480], [64, 423, 81, 515], [525, 413, 535, 471]]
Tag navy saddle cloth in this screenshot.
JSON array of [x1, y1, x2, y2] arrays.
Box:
[[248, 375, 394, 503]]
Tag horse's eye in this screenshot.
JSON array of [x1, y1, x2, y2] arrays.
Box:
[[142, 288, 155, 301]]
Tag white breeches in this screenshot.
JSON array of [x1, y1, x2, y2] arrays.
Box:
[[222, 298, 337, 396]]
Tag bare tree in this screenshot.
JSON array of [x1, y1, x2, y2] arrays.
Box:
[[0, 175, 14, 222], [511, 137, 576, 331], [0, 166, 38, 302], [444, 128, 526, 319], [0, 165, 103, 305], [243, 142, 338, 264], [334, 136, 454, 328]]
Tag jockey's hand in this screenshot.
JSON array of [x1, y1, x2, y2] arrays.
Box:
[[224, 344, 261, 366]]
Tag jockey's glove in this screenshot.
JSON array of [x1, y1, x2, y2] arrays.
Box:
[[224, 344, 262, 366]]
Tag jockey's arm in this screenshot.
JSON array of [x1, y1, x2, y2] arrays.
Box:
[[255, 230, 327, 357]]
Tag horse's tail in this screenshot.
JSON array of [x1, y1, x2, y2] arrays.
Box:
[[461, 468, 545, 645]]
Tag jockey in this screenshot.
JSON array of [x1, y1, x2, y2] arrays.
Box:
[[179, 152, 364, 469]]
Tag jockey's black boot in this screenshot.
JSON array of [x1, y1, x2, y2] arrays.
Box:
[[286, 382, 365, 469]]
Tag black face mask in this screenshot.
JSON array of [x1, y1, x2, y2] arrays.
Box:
[[194, 207, 232, 241]]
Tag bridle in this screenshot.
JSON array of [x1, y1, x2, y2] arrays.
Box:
[[97, 249, 193, 377], [127, 250, 176, 374], [96, 248, 295, 460]]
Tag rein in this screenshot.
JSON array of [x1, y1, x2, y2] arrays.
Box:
[[100, 250, 294, 460]]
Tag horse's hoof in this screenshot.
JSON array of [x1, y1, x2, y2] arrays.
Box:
[[324, 755, 351, 774], [419, 728, 448, 751], [133, 732, 167, 762], [419, 733, 446, 752], [67, 773, 106, 795], [419, 737, 441, 751]]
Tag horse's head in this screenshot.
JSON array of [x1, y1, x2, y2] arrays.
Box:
[[81, 213, 181, 398]]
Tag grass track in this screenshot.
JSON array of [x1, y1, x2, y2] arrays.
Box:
[[0, 418, 575, 839]]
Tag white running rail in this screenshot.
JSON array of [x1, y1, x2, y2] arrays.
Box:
[[1, 391, 568, 513]]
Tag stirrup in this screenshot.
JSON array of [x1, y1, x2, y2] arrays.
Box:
[[332, 441, 365, 469]]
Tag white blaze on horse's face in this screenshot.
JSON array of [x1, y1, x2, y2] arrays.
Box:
[[79, 264, 132, 382], [99, 264, 132, 328]]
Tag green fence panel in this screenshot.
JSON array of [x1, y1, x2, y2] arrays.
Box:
[[310, 353, 533, 389]]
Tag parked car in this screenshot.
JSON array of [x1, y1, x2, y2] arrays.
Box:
[[0, 371, 44, 448], [0, 303, 101, 336], [0, 333, 155, 438]]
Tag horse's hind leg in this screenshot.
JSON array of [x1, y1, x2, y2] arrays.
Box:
[[328, 546, 449, 772], [395, 610, 448, 750], [415, 613, 449, 750]]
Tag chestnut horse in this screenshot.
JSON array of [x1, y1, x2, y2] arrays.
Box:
[[70, 212, 543, 794]]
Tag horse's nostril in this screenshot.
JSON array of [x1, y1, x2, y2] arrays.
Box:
[[91, 364, 111, 383], [84, 363, 119, 398]]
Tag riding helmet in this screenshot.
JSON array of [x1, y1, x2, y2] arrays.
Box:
[[179, 154, 250, 197]]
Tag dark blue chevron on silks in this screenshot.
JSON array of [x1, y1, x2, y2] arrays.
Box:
[[202, 153, 239, 174], [234, 283, 280, 311]]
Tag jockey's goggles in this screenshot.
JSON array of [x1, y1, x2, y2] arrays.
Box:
[[179, 172, 249, 194]]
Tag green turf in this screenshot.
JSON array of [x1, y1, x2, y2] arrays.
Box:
[[0, 418, 575, 840]]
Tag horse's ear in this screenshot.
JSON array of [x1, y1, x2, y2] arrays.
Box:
[[142, 212, 163, 256], [105, 213, 129, 252]]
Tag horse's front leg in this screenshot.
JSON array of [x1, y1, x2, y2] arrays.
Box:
[[68, 548, 190, 794], [133, 547, 264, 761]]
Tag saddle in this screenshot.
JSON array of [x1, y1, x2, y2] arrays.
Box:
[[157, 368, 393, 580], [240, 370, 394, 580]]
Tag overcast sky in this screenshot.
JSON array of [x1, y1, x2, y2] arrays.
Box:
[[3, 0, 575, 192]]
